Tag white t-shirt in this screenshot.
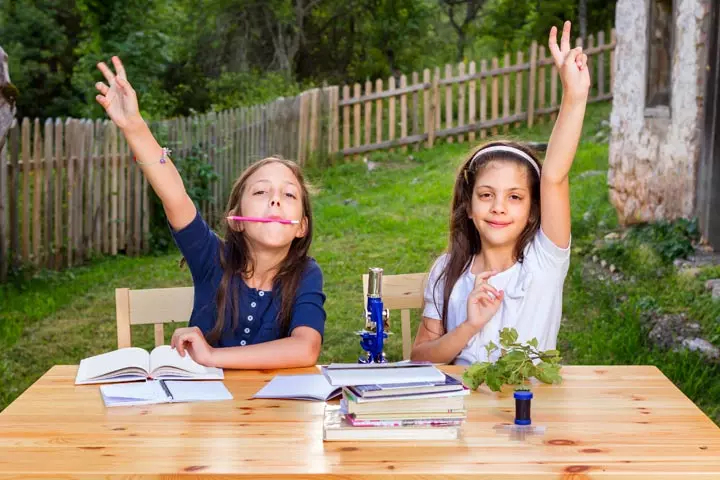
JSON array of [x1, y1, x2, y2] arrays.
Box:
[[422, 228, 571, 365]]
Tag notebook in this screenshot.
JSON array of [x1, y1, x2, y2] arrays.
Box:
[[100, 380, 233, 407], [344, 385, 470, 404], [350, 373, 464, 398], [253, 374, 342, 401], [321, 363, 446, 386], [75, 346, 224, 385], [341, 394, 467, 415], [323, 405, 461, 441]]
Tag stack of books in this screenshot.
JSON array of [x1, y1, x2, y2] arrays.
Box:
[[321, 363, 468, 441]]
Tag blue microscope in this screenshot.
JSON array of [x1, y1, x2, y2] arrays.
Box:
[[358, 267, 390, 364]]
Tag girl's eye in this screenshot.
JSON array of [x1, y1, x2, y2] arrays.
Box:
[[479, 193, 492, 199], [285, 192, 297, 199], [253, 190, 266, 196], [510, 195, 522, 200]]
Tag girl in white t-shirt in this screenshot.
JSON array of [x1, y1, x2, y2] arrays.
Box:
[[411, 21, 590, 365]]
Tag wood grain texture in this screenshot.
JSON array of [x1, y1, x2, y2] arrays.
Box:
[[0, 365, 718, 479]]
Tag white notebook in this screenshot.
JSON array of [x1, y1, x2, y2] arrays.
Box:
[[253, 374, 342, 401], [100, 380, 233, 407], [76, 346, 224, 385], [321, 363, 446, 387]]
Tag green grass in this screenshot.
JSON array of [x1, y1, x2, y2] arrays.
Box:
[[3, 101, 719, 425]]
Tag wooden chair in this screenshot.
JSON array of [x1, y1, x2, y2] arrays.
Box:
[[361, 272, 428, 360], [115, 287, 194, 348]]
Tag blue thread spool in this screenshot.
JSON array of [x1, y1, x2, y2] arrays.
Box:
[[514, 390, 533, 425]]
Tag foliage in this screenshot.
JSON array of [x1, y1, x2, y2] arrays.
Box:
[[2, 0, 618, 120], [592, 218, 701, 276], [148, 145, 218, 253], [462, 328, 563, 391]]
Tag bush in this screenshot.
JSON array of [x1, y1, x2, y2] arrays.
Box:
[[148, 145, 218, 253]]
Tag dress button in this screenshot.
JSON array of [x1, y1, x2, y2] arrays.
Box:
[[244, 327, 250, 333], [251, 302, 257, 308], [259, 291, 265, 297], [240, 340, 247, 346], [248, 315, 254, 321]]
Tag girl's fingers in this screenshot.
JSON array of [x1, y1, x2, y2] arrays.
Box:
[[560, 20, 571, 53], [116, 77, 134, 96], [176, 338, 186, 357], [565, 47, 582, 67], [473, 283, 500, 298], [548, 26, 564, 66], [575, 53, 587, 69], [473, 269, 497, 288], [111, 56, 127, 80], [95, 95, 109, 108], [473, 289, 504, 304], [95, 82, 109, 95], [176, 333, 197, 357], [97, 62, 116, 84]]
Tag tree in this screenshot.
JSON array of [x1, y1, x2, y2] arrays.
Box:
[[578, 0, 587, 40], [440, 0, 487, 62], [0, 46, 17, 154], [2, 0, 85, 118]]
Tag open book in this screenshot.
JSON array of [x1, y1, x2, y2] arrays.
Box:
[[75, 346, 224, 385], [100, 380, 233, 407]]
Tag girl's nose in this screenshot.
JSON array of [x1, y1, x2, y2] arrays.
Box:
[[491, 200, 506, 214]]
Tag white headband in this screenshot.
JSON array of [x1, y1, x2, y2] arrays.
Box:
[[468, 145, 540, 176]]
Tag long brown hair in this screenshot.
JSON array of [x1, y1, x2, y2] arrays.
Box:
[[434, 141, 542, 332], [207, 157, 314, 345]]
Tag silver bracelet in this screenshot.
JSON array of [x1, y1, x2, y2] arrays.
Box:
[[134, 147, 171, 166]]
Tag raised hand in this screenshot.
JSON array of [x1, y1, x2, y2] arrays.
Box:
[[95, 56, 143, 131], [549, 21, 591, 102]]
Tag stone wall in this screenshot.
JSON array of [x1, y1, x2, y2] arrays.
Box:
[[608, 0, 711, 224]]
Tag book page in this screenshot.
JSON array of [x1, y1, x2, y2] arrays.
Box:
[[322, 365, 446, 386], [149, 345, 222, 378], [100, 381, 168, 407], [165, 381, 233, 402], [76, 348, 150, 383], [253, 374, 341, 401]]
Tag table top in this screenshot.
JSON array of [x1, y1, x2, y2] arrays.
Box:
[[0, 364, 719, 479]]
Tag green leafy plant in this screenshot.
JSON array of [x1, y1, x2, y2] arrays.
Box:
[[148, 144, 218, 253], [462, 328, 563, 392]]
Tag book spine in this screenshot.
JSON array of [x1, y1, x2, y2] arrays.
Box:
[[348, 418, 462, 427]]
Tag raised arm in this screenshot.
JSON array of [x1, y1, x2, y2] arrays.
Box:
[[95, 57, 196, 230], [541, 21, 590, 248]]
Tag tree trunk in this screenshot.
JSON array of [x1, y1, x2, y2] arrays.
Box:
[[0, 46, 15, 154], [456, 31, 466, 62], [579, 0, 588, 40]]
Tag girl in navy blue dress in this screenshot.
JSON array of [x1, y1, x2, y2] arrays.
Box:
[[95, 58, 325, 369]]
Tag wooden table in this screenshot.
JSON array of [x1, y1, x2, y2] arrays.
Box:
[[0, 365, 718, 479]]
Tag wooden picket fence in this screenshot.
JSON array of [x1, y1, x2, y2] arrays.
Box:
[[0, 30, 615, 281]]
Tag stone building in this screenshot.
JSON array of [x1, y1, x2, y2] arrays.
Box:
[[609, 0, 719, 248]]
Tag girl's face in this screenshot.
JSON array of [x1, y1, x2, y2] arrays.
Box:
[[469, 160, 532, 250], [235, 162, 307, 249]]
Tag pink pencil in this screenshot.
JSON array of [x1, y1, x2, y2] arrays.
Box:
[[226, 215, 299, 225]]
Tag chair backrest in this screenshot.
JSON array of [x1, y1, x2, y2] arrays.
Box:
[[361, 272, 428, 360], [115, 287, 194, 348]]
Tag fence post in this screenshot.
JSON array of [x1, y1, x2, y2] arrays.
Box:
[[427, 69, 439, 148], [528, 40, 538, 128]]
